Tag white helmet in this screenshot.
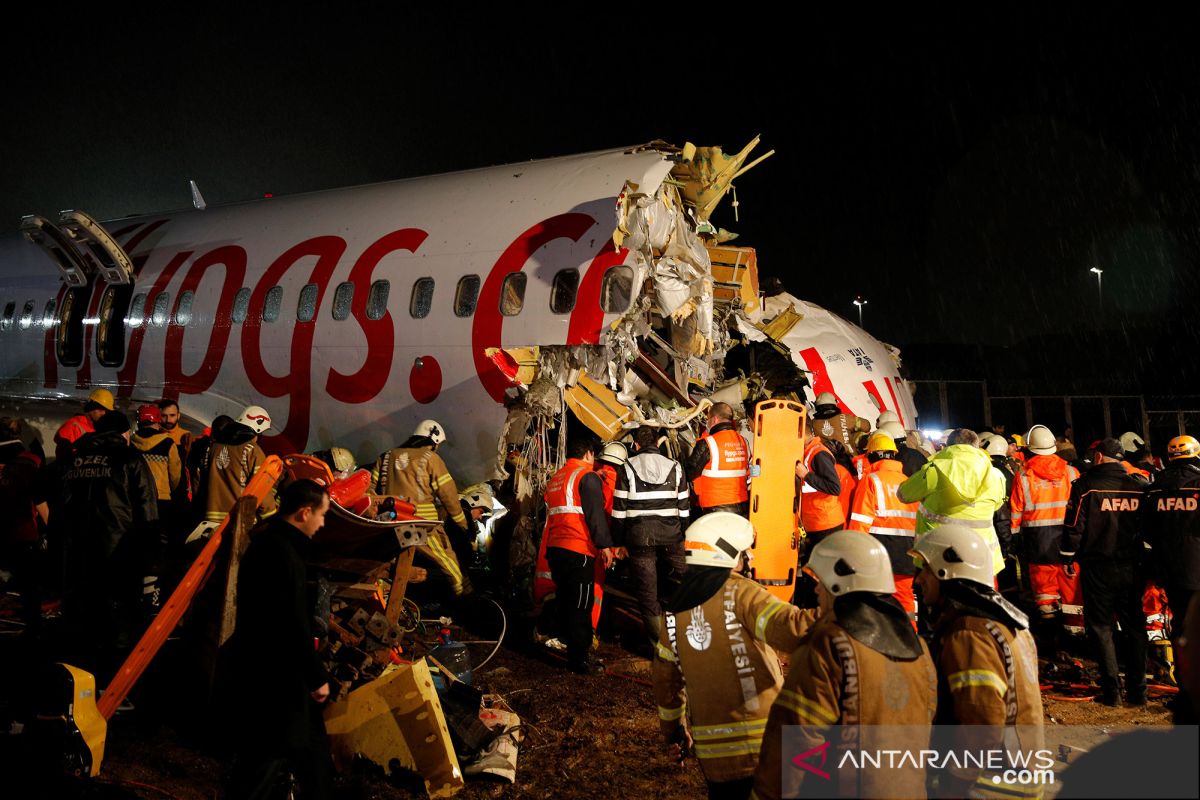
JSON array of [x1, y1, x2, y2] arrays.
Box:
[[460, 482, 494, 513], [414, 419, 447, 446], [877, 410, 900, 428], [1118, 431, 1145, 454], [237, 405, 271, 435], [684, 513, 755, 569], [908, 525, 993, 587], [815, 392, 837, 407], [1026, 424, 1056, 456], [805, 531, 895, 596], [984, 435, 1009, 457], [599, 442, 629, 467], [878, 421, 906, 441]]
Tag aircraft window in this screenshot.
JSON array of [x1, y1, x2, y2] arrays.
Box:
[[367, 280, 389, 321], [56, 288, 87, 366], [551, 269, 580, 314], [297, 283, 319, 323], [174, 290, 195, 326], [43, 299, 57, 327], [151, 292, 171, 327], [332, 282, 354, 321], [600, 265, 634, 314], [0, 302, 14, 332], [500, 272, 527, 317], [263, 286, 283, 323], [231, 288, 251, 324], [97, 284, 134, 367], [454, 275, 481, 318], [19, 300, 35, 330], [410, 277, 434, 319], [127, 294, 146, 327]]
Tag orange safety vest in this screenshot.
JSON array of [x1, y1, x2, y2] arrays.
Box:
[[1122, 460, 1151, 480], [836, 463, 856, 521], [800, 438, 846, 532], [1011, 457, 1079, 531], [693, 428, 749, 508], [596, 463, 618, 517], [543, 458, 599, 558], [846, 460, 918, 539], [54, 414, 94, 458], [852, 453, 870, 480]]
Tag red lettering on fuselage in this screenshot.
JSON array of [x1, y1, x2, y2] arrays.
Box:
[[567, 241, 628, 345], [117, 249, 193, 398], [164, 245, 248, 398]]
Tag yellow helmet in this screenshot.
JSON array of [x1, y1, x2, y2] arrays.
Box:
[[1167, 435, 1200, 461], [87, 388, 115, 411], [1011, 433, 1025, 447], [866, 432, 898, 453]]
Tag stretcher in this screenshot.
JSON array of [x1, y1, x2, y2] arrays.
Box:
[[748, 399, 806, 602]]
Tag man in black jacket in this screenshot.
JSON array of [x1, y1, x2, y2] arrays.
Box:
[[49, 410, 158, 682], [612, 426, 689, 646], [226, 479, 332, 799], [1063, 438, 1148, 706]]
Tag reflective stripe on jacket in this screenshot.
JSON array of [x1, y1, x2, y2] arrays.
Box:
[[846, 459, 918, 575], [694, 429, 749, 508], [544, 458, 598, 558], [800, 438, 844, 532]]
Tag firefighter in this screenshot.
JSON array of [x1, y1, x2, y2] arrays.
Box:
[[1010, 424, 1083, 651], [686, 402, 750, 516], [543, 437, 615, 675], [982, 432, 1020, 601], [613, 426, 690, 647], [879, 420, 927, 477], [596, 441, 627, 514], [1144, 434, 1200, 712], [810, 391, 870, 456], [371, 419, 471, 594], [845, 432, 920, 622], [910, 525, 1044, 798], [752, 531, 937, 800], [792, 422, 844, 608], [654, 512, 816, 800], [194, 406, 277, 524], [1119, 431, 1157, 479], [1063, 438, 1148, 706], [899, 428, 1006, 578], [53, 387, 114, 460]]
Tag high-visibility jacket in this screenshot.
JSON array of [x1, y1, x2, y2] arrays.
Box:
[[852, 453, 870, 480], [371, 446, 467, 528], [1122, 460, 1151, 481], [835, 463, 856, 521], [130, 429, 183, 503], [544, 458, 600, 558], [846, 459, 918, 575], [1011, 454, 1079, 564], [654, 575, 816, 784], [693, 428, 749, 508], [800, 438, 844, 532], [596, 463, 618, 516], [54, 414, 94, 459]]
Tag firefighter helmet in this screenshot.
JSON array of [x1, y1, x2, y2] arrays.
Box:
[[1026, 425, 1056, 456], [683, 512, 755, 569], [1168, 435, 1200, 461], [815, 392, 837, 407], [460, 483, 494, 515], [1119, 431, 1146, 454], [87, 388, 115, 411], [984, 434, 1009, 457], [866, 432, 898, 453], [805, 531, 896, 596], [599, 442, 629, 467], [876, 410, 900, 428], [908, 524, 993, 587], [878, 421, 906, 441], [237, 405, 272, 434], [414, 419, 447, 446]]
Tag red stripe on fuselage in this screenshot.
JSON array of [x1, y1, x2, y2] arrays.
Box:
[[567, 241, 628, 345]]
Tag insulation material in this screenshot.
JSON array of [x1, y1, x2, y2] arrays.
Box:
[[325, 659, 464, 798], [669, 136, 776, 222]]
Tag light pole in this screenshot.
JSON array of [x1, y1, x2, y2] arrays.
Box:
[[1090, 267, 1103, 308], [853, 296, 867, 328]]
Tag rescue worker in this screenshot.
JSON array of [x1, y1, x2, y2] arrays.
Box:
[[983, 432, 1020, 600], [371, 419, 471, 594], [0, 418, 46, 633], [752, 532, 937, 800], [880, 420, 926, 477], [686, 402, 749, 516], [612, 426, 690, 646], [157, 398, 193, 461], [596, 442, 627, 514], [1144, 434, 1200, 713], [543, 437, 615, 675], [810, 391, 870, 456], [1119, 431, 1156, 479], [898, 428, 1006, 578], [1063, 438, 1148, 705], [910, 525, 1044, 798], [792, 421, 844, 607], [1010, 424, 1083, 649], [654, 513, 816, 800], [195, 406, 277, 524], [48, 411, 158, 682], [845, 432, 920, 622], [131, 405, 187, 592], [53, 387, 114, 460]]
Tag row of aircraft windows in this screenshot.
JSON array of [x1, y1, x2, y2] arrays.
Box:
[[0, 267, 636, 332]]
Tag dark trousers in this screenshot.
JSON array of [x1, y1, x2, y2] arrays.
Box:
[[226, 708, 331, 799], [707, 776, 754, 800], [546, 546, 596, 668], [793, 527, 841, 607], [627, 541, 687, 640], [1081, 560, 1146, 697], [698, 502, 750, 518]]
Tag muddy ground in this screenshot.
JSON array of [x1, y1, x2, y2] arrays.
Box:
[[0, 595, 1177, 800]]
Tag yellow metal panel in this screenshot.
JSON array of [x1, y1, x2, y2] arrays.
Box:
[[564, 370, 633, 440], [706, 244, 760, 313], [324, 659, 464, 798], [758, 303, 804, 341], [62, 664, 106, 777]]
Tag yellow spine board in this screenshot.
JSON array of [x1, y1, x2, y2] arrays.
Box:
[[748, 400, 806, 602]]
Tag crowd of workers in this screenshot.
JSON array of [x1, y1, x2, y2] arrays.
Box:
[[3, 388, 1200, 799]]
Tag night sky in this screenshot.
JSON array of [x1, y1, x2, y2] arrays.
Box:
[[5, 9, 1200, 393]]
